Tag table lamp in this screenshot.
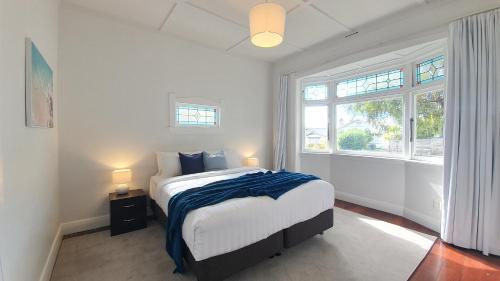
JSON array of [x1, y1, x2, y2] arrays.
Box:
[[112, 169, 131, 195], [247, 157, 260, 168]]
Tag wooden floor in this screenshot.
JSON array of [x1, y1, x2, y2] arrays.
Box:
[[335, 200, 500, 281]]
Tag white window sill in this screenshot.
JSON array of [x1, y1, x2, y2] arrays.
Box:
[[300, 151, 332, 157], [405, 158, 443, 167], [300, 151, 443, 166], [169, 126, 222, 134]]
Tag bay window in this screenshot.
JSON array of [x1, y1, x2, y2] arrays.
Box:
[[301, 52, 446, 162]]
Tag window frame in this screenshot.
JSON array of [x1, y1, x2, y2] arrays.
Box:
[[169, 94, 222, 130], [301, 79, 332, 153], [300, 50, 446, 163], [410, 51, 446, 162], [334, 93, 407, 158]]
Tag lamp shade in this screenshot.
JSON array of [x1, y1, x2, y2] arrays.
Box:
[[247, 157, 260, 168], [249, 3, 286, 48], [112, 169, 131, 185]]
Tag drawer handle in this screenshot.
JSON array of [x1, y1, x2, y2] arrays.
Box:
[[122, 218, 136, 222], [122, 204, 136, 208]]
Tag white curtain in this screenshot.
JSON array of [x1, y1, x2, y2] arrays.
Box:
[[442, 8, 500, 256], [273, 74, 289, 170]]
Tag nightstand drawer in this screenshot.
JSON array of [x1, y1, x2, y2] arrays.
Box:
[[110, 197, 146, 219], [111, 216, 147, 236], [111, 195, 145, 209]]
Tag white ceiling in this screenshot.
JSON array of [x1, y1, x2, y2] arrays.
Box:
[[64, 0, 431, 62], [307, 40, 446, 78]]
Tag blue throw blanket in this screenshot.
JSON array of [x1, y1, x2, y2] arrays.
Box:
[[166, 170, 319, 273]]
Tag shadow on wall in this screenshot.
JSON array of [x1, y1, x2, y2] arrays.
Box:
[[59, 148, 157, 220], [59, 143, 262, 222]]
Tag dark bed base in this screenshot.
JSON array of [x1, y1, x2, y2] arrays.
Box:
[[150, 199, 333, 281]]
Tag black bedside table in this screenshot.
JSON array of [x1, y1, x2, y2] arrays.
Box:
[[109, 189, 147, 236]]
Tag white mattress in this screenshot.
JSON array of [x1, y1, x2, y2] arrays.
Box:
[[149, 167, 335, 261]]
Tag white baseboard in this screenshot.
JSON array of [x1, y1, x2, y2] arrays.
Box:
[[335, 190, 404, 216], [39, 215, 110, 281], [336, 190, 442, 233], [60, 215, 109, 235], [404, 207, 441, 233], [39, 225, 62, 281]]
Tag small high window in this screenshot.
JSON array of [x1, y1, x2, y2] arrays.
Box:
[[175, 103, 218, 127], [170, 94, 221, 129], [304, 84, 328, 101], [416, 55, 444, 84], [336, 69, 403, 97]]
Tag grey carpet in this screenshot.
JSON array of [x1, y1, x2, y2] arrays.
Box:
[[51, 208, 436, 281]]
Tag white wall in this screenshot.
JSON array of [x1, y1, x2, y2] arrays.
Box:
[[0, 0, 60, 281], [58, 4, 273, 223], [404, 162, 443, 230], [300, 154, 443, 231], [330, 155, 406, 215]]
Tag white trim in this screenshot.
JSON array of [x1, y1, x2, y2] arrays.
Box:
[[336, 190, 442, 232], [60, 215, 109, 235], [335, 190, 404, 216], [38, 225, 62, 281], [404, 207, 441, 233], [39, 216, 110, 281], [490, 246, 500, 256]]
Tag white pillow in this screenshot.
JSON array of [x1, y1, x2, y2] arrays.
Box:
[[224, 149, 244, 168], [156, 152, 182, 178]]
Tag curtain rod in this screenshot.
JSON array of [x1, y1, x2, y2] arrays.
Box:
[[451, 6, 499, 23]]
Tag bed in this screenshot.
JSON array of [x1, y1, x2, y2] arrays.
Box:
[[150, 157, 334, 281]]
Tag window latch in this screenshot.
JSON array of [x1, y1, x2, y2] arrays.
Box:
[[409, 118, 414, 142]]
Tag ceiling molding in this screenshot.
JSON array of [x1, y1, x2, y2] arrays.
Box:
[[285, 4, 302, 15], [225, 36, 250, 52], [158, 3, 177, 31], [309, 4, 353, 32], [184, 1, 248, 29]]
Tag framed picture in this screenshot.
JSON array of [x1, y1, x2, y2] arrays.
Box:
[[25, 38, 54, 128]]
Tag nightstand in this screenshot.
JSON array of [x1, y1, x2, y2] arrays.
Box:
[[109, 189, 147, 236]]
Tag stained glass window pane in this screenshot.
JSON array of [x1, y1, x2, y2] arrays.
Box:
[[336, 69, 404, 97], [176, 103, 218, 127], [304, 84, 328, 100], [416, 55, 445, 84]]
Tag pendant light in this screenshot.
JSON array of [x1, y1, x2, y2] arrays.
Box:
[[249, 2, 286, 48]]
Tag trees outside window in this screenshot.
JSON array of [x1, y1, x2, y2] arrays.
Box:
[[301, 53, 445, 162]]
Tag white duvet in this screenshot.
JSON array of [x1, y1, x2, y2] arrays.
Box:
[[149, 167, 335, 261]]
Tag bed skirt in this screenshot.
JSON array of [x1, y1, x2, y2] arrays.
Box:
[[150, 199, 333, 281]]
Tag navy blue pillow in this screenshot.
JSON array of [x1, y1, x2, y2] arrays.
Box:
[[178, 152, 205, 175]]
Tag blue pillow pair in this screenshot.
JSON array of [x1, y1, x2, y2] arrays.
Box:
[[178, 151, 228, 175]]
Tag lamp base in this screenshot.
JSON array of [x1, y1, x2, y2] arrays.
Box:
[[115, 186, 129, 195]]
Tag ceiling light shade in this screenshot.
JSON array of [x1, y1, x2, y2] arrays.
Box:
[[249, 3, 286, 48]]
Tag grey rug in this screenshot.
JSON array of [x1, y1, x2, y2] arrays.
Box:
[[51, 208, 436, 281]]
